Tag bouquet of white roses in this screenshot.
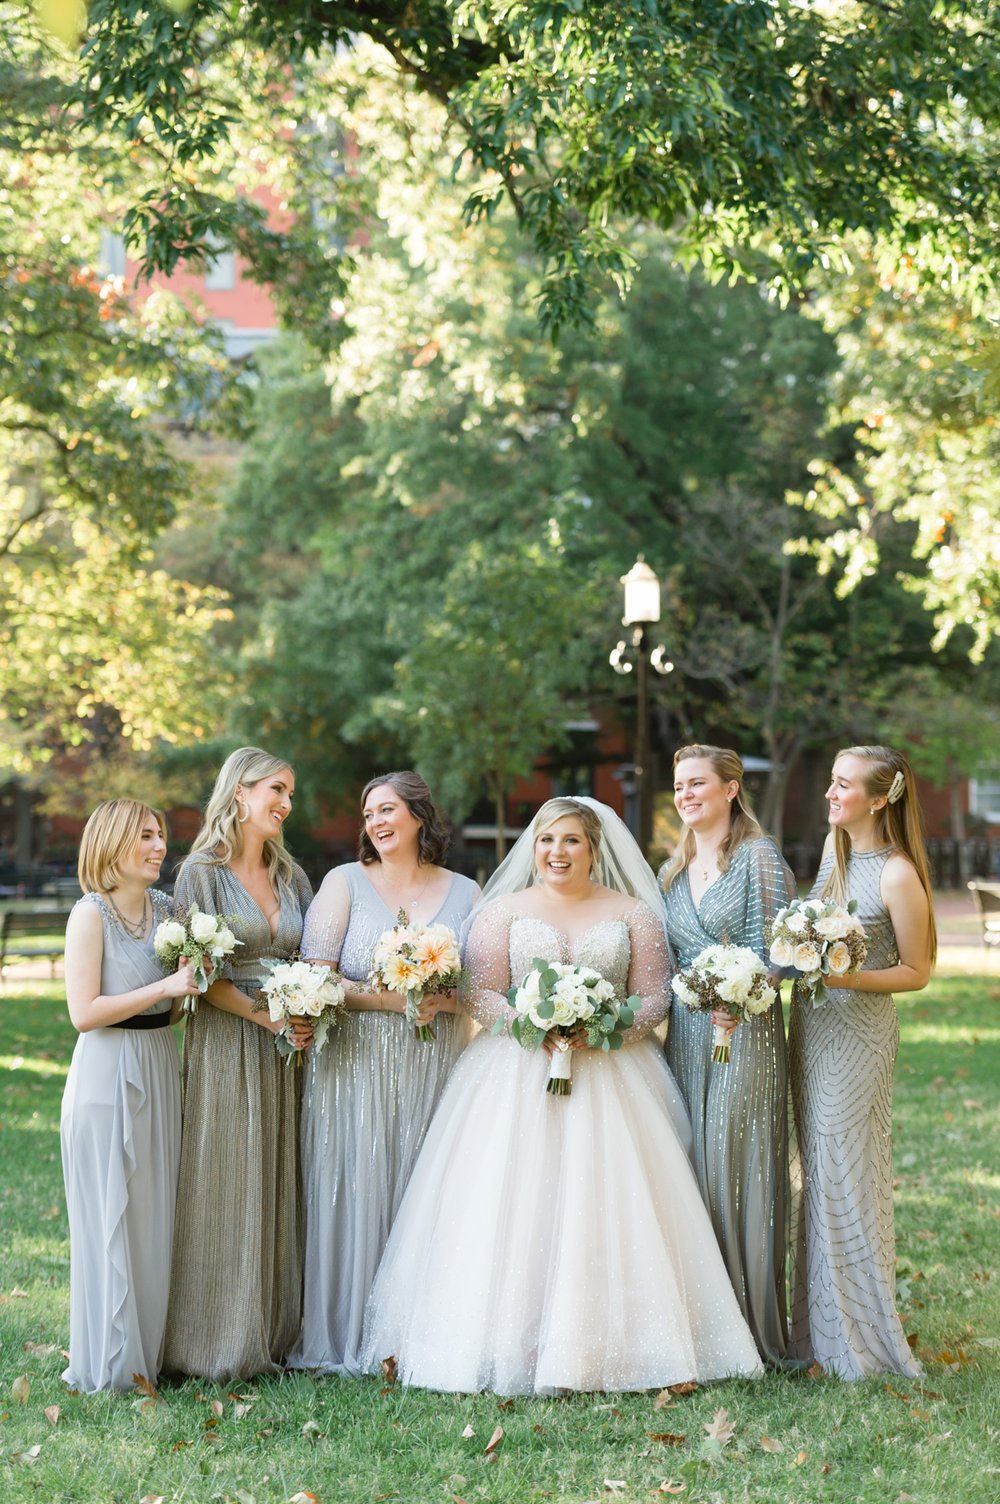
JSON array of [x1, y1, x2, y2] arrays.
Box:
[[671, 943, 775, 1063], [259, 958, 347, 1064], [154, 905, 242, 1013], [369, 911, 464, 1042], [498, 959, 638, 1096], [767, 897, 867, 1005]]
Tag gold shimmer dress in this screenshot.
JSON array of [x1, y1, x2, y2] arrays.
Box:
[[163, 857, 312, 1381]]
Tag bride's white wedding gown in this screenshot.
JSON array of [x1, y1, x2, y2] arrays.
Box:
[[361, 899, 764, 1394]]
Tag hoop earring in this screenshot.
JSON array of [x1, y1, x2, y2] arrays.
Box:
[[237, 799, 249, 824]]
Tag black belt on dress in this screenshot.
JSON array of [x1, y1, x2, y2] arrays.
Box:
[[109, 1011, 173, 1030]]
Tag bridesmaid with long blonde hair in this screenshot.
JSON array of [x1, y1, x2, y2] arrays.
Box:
[[163, 747, 312, 1381], [789, 744, 935, 1378]]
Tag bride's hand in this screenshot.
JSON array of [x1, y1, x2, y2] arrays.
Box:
[[542, 1026, 588, 1056]]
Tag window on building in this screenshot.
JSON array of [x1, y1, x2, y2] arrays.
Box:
[[98, 230, 127, 276], [970, 771, 1000, 823], [204, 248, 237, 291]]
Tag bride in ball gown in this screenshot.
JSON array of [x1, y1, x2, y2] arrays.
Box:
[[361, 797, 763, 1395]]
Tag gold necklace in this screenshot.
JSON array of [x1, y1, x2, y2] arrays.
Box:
[[106, 890, 150, 940]]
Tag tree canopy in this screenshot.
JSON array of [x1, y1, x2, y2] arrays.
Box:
[[77, 0, 1000, 329]]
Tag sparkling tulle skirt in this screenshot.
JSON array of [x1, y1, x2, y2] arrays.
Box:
[[361, 1032, 764, 1394]]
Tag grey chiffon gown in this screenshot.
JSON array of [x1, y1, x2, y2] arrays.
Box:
[[163, 857, 312, 1381], [60, 890, 180, 1392], [289, 863, 477, 1374], [789, 846, 921, 1379], [660, 837, 796, 1366]]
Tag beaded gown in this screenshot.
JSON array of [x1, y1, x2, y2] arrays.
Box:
[[163, 857, 313, 1381], [361, 899, 764, 1395], [788, 846, 921, 1379], [289, 864, 478, 1375], [660, 838, 796, 1365], [60, 890, 180, 1392]]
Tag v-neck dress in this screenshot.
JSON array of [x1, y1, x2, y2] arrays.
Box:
[[660, 837, 796, 1365], [359, 900, 763, 1394], [60, 889, 180, 1391], [162, 855, 312, 1381], [289, 861, 478, 1374]]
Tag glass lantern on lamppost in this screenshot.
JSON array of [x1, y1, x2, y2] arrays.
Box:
[[610, 558, 673, 855]]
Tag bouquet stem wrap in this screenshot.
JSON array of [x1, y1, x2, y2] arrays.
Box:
[[547, 1038, 573, 1095], [711, 1022, 733, 1064]]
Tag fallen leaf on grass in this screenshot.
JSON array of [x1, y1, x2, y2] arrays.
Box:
[[23, 1341, 61, 1359], [380, 1356, 398, 1385], [138, 1496, 165, 1503], [497, 1397, 515, 1411], [11, 1444, 42, 1466], [669, 1381, 698, 1395], [233, 1402, 253, 1419], [483, 1425, 504, 1455], [794, 1450, 807, 1466], [649, 1433, 686, 1447], [703, 1408, 735, 1447], [287, 1494, 321, 1504], [759, 1435, 783, 1453], [603, 1482, 627, 1492], [10, 1374, 30, 1404], [210, 1398, 225, 1419], [653, 1390, 676, 1410], [805, 1360, 824, 1380], [8, 1288, 29, 1299], [44, 1405, 60, 1426], [132, 1372, 161, 1401], [302, 1420, 323, 1443], [460, 1424, 475, 1439], [885, 1385, 911, 1401], [659, 1484, 686, 1495]]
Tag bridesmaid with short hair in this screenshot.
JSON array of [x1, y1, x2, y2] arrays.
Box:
[[61, 800, 197, 1391], [789, 744, 935, 1378]]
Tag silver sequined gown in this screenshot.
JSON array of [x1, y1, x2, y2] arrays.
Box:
[[60, 891, 180, 1392], [660, 838, 796, 1365], [289, 863, 478, 1375], [360, 900, 764, 1394], [163, 857, 313, 1381], [788, 846, 921, 1379]]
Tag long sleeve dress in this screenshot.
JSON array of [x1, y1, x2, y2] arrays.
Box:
[[162, 856, 312, 1381], [360, 898, 764, 1395], [289, 863, 478, 1374], [788, 846, 921, 1380], [60, 889, 180, 1392], [660, 837, 796, 1365]]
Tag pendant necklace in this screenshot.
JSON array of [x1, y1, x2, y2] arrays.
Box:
[[106, 890, 150, 940]]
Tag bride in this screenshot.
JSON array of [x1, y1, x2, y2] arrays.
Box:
[[361, 797, 763, 1394]]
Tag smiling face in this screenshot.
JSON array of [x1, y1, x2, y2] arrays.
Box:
[[826, 753, 878, 836], [238, 767, 295, 842], [673, 756, 737, 835], [116, 814, 167, 890], [533, 814, 593, 893], [362, 782, 422, 863]]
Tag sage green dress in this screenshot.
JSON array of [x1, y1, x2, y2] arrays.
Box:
[[163, 856, 312, 1381]]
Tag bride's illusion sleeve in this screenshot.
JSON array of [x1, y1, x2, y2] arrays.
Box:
[[301, 868, 352, 969], [461, 901, 515, 1031], [625, 902, 675, 1040]]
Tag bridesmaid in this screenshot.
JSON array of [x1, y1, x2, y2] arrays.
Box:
[[789, 744, 935, 1379], [61, 800, 197, 1392], [163, 748, 313, 1381], [289, 770, 478, 1374], [659, 744, 796, 1365]]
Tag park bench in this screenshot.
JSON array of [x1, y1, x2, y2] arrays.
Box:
[[967, 881, 1000, 948], [0, 908, 71, 980]]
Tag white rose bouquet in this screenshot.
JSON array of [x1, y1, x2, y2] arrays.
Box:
[[768, 897, 867, 1006], [259, 958, 347, 1064], [671, 943, 775, 1063], [369, 910, 464, 1042], [153, 905, 242, 1013], [498, 959, 638, 1096]]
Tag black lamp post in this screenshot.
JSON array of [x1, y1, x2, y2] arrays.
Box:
[[610, 558, 673, 855]]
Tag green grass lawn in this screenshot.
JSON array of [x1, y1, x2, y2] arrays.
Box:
[[2, 963, 998, 1504]]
